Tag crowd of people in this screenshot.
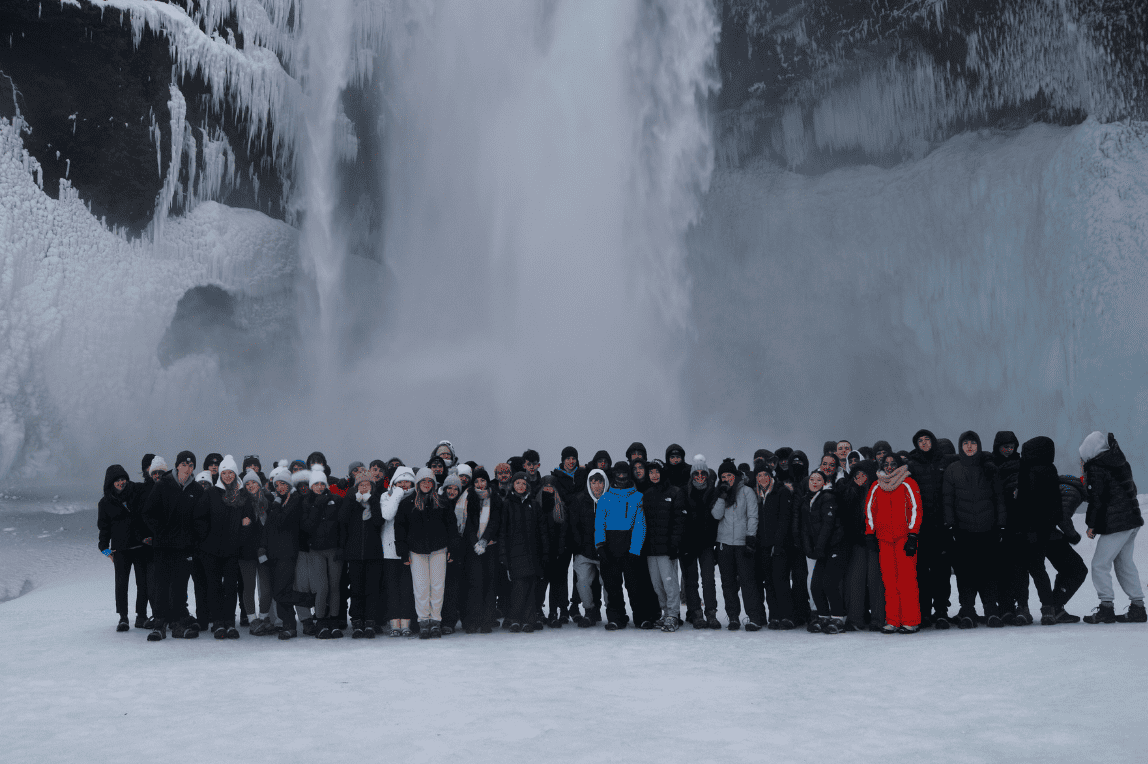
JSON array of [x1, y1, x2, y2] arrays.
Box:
[[96, 431, 1146, 642]]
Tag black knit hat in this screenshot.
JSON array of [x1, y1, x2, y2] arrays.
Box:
[[717, 459, 738, 479], [473, 468, 490, 483], [175, 450, 196, 468], [204, 453, 223, 468], [561, 446, 579, 462]]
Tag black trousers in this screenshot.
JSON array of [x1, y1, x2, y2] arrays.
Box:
[[844, 543, 885, 626], [113, 547, 151, 617], [810, 551, 847, 617], [270, 555, 308, 630], [464, 549, 499, 629], [201, 552, 240, 626], [346, 559, 383, 624], [785, 545, 812, 623], [152, 548, 193, 625], [496, 560, 512, 616], [1018, 536, 1055, 608], [680, 547, 717, 616], [383, 559, 416, 622], [997, 531, 1031, 611], [954, 530, 1001, 618], [1046, 538, 1088, 609], [537, 551, 571, 618], [443, 557, 465, 627], [916, 527, 954, 618], [508, 575, 537, 626], [716, 544, 767, 625], [600, 551, 655, 626], [190, 554, 211, 628], [761, 548, 793, 622]]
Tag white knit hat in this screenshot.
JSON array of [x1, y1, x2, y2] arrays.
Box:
[[391, 466, 416, 486], [310, 469, 329, 487], [291, 469, 311, 486], [217, 454, 239, 477], [414, 467, 436, 485], [195, 471, 212, 484], [268, 466, 292, 487], [148, 456, 169, 473]]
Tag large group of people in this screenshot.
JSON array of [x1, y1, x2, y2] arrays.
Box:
[[95, 431, 1146, 642]]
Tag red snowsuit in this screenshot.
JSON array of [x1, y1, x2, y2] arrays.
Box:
[[866, 472, 924, 627]]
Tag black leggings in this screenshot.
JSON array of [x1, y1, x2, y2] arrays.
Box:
[[810, 552, 846, 618], [201, 553, 239, 626], [113, 547, 151, 617]]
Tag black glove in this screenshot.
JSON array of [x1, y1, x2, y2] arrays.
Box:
[[744, 536, 758, 553], [865, 535, 878, 552], [1066, 529, 1082, 546], [903, 534, 918, 557]]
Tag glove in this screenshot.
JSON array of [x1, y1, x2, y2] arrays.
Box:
[[865, 535, 878, 552], [143, 537, 152, 546], [744, 536, 758, 553], [101, 548, 112, 557], [903, 534, 918, 557], [1066, 529, 1082, 546], [474, 539, 488, 555]]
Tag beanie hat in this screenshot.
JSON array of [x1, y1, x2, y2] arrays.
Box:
[[241, 455, 260, 471], [290, 459, 307, 472], [348, 460, 366, 477], [472, 467, 490, 483], [872, 440, 893, 456], [204, 453, 223, 468], [774, 447, 793, 461], [269, 466, 292, 486], [310, 470, 329, 487], [175, 450, 196, 468], [148, 456, 169, 474], [195, 471, 212, 484], [611, 460, 631, 475], [691, 454, 708, 474], [561, 446, 579, 461], [443, 474, 463, 491], [717, 459, 738, 479], [354, 472, 374, 489], [414, 467, 436, 486], [217, 455, 239, 477], [242, 469, 261, 486], [512, 471, 530, 485], [391, 466, 417, 486], [457, 464, 472, 478], [666, 443, 685, 459], [291, 469, 311, 486]]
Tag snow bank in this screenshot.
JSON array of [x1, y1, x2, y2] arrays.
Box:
[[0, 117, 298, 482]]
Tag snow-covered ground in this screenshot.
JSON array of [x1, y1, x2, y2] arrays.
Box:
[[2, 499, 1146, 762]]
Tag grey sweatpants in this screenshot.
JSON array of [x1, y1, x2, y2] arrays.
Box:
[[238, 559, 272, 617], [573, 554, 607, 612], [647, 555, 681, 617], [293, 550, 325, 621], [1091, 527, 1144, 603]]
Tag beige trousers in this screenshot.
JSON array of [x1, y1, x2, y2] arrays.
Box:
[[409, 548, 447, 621]]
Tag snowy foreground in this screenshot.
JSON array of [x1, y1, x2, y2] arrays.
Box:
[[2, 507, 1146, 763]]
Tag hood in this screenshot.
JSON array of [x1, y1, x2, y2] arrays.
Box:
[[872, 441, 893, 457], [1079, 431, 1110, 463], [610, 461, 634, 489], [430, 440, 457, 468], [853, 460, 879, 487], [847, 450, 864, 469], [958, 430, 982, 453], [753, 448, 775, 465], [936, 439, 956, 457], [665, 443, 685, 461], [1021, 436, 1056, 466], [790, 451, 809, 478], [586, 469, 608, 503], [103, 464, 130, 498], [912, 429, 937, 449], [993, 431, 1020, 453], [590, 449, 613, 469], [626, 442, 647, 461]]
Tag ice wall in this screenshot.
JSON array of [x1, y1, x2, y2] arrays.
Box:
[[685, 118, 1148, 472]]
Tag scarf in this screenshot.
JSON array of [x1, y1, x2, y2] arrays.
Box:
[[221, 478, 243, 508], [454, 490, 468, 534], [250, 488, 269, 525], [877, 465, 910, 493], [475, 489, 491, 538]]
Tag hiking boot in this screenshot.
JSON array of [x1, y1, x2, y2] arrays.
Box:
[[1014, 607, 1033, 625], [116, 616, 130, 632], [727, 620, 740, 631], [364, 620, 378, 638], [147, 623, 167, 641], [897, 624, 921, 634], [1083, 603, 1117, 624], [300, 618, 317, 637], [823, 618, 843, 635], [248, 618, 264, 636], [278, 629, 296, 640], [133, 615, 148, 629], [744, 620, 763, 632], [806, 619, 822, 634], [705, 610, 721, 630], [429, 621, 443, 638], [226, 627, 240, 639], [1000, 611, 1017, 626], [1040, 606, 1058, 626], [777, 619, 796, 630], [479, 625, 493, 634], [639, 620, 657, 630], [1116, 603, 1147, 623], [418, 620, 433, 638], [933, 615, 950, 630], [1054, 608, 1081, 624], [881, 624, 897, 634], [213, 626, 227, 639], [958, 615, 976, 629], [441, 624, 454, 635], [987, 615, 1004, 628], [522, 622, 536, 633], [604, 621, 619, 631]]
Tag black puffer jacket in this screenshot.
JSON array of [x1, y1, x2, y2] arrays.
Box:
[[394, 491, 458, 559], [641, 481, 687, 557], [834, 464, 876, 546], [302, 489, 342, 551], [1056, 475, 1086, 544], [199, 484, 255, 557], [991, 431, 1021, 529], [1083, 435, 1143, 535], [537, 482, 569, 559], [462, 488, 502, 548], [907, 429, 947, 528], [1015, 436, 1064, 537], [262, 490, 304, 561], [681, 477, 719, 554], [663, 444, 690, 488], [97, 465, 149, 552], [568, 492, 599, 560], [549, 465, 585, 504], [943, 448, 1003, 532], [499, 491, 549, 577], [340, 490, 384, 561], [143, 472, 208, 550], [755, 483, 797, 549], [800, 488, 844, 559]]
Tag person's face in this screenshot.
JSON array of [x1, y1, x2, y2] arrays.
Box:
[[436, 446, 453, 461], [474, 477, 487, 491], [669, 454, 683, 465], [430, 462, 444, 476], [525, 461, 539, 475], [418, 478, 435, 493], [245, 480, 260, 494], [853, 471, 870, 488], [779, 459, 789, 471], [275, 480, 291, 495], [808, 472, 825, 492], [766, 457, 778, 471], [176, 462, 195, 482], [113, 477, 128, 492], [198, 479, 213, 489], [290, 463, 304, 473], [589, 477, 606, 499], [311, 482, 324, 494], [999, 444, 1015, 458], [207, 464, 219, 476], [756, 471, 772, 490], [352, 467, 367, 483], [445, 485, 460, 500], [629, 451, 642, 462], [819, 455, 837, 474], [513, 479, 528, 495], [721, 473, 735, 487], [596, 458, 608, 470], [357, 480, 373, 495], [370, 465, 385, 482], [562, 456, 577, 471], [692, 470, 707, 485], [495, 468, 511, 484], [883, 456, 898, 473], [874, 451, 888, 466], [221, 470, 236, 485], [396, 480, 414, 491], [459, 475, 471, 489], [836, 442, 851, 461], [917, 435, 932, 452], [648, 469, 661, 484], [150, 469, 165, 481], [848, 452, 860, 466], [388, 459, 402, 470], [633, 463, 645, 479], [247, 461, 261, 474], [962, 440, 978, 457]]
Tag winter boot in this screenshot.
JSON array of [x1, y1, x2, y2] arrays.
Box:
[[1000, 611, 1017, 626], [843, 620, 859, 632], [1054, 607, 1081, 624], [604, 621, 619, 631], [777, 618, 796, 630], [957, 614, 976, 629], [1040, 606, 1058, 625], [1116, 603, 1147, 623], [116, 616, 130, 633], [278, 628, 296, 640], [1083, 602, 1117, 624], [147, 622, 167, 641], [727, 619, 741, 631], [823, 617, 844, 635], [429, 620, 443, 638], [880, 623, 897, 634], [330, 623, 344, 638], [248, 617, 264, 636], [226, 626, 240, 639], [351, 620, 365, 639], [134, 615, 148, 629], [744, 620, 764, 632], [239, 613, 249, 627], [1014, 607, 1033, 625], [418, 620, 433, 639], [213, 625, 228, 639], [522, 622, 536, 633], [705, 610, 721, 630], [897, 624, 921, 634], [933, 614, 951, 630], [300, 618, 317, 637], [690, 611, 706, 629], [364, 620, 377, 638], [986, 614, 1004, 628], [806, 618, 822, 634]]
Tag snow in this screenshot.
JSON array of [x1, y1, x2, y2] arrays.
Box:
[[2, 499, 1146, 761]]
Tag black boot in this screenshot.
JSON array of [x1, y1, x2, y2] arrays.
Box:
[[134, 615, 148, 629], [147, 622, 167, 641], [351, 619, 365, 639], [1054, 607, 1081, 624], [364, 620, 377, 638], [705, 610, 721, 630], [116, 615, 130, 632], [1083, 602, 1117, 624], [1013, 607, 1033, 625], [1039, 606, 1058, 625], [1115, 602, 1147, 623]]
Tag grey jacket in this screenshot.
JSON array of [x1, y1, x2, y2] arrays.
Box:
[[711, 480, 758, 546]]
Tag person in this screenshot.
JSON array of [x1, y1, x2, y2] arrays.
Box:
[[569, 469, 607, 627], [835, 441, 852, 472], [341, 474, 383, 638], [942, 431, 1004, 629], [680, 455, 720, 629], [631, 458, 651, 494], [499, 472, 549, 632], [1046, 474, 1089, 623], [590, 450, 613, 474], [369, 460, 389, 496], [381, 466, 417, 637], [395, 468, 459, 638], [551, 446, 584, 503], [301, 469, 344, 638], [431, 440, 459, 471], [521, 450, 543, 493], [262, 469, 309, 640], [199, 462, 255, 639], [866, 454, 923, 633], [238, 458, 277, 637], [839, 460, 884, 631], [711, 459, 767, 631], [203, 453, 223, 480], [97, 465, 151, 631], [753, 464, 797, 630], [642, 460, 687, 631], [143, 451, 208, 641], [462, 468, 502, 633], [801, 471, 845, 633], [241, 455, 266, 485], [1079, 432, 1145, 624], [990, 431, 1029, 624], [596, 461, 654, 630], [626, 442, 648, 463], [664, 444, 690, 488], [536, 475, 571, 627], [907, 429, 953, 627]]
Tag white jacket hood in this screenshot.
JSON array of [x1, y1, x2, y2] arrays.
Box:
[[1079, 431, 1110, 462]]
